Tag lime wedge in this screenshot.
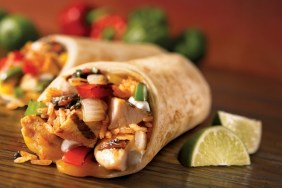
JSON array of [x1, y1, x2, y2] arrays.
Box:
[[178, 126, 250, 167], [213, 111, 262, 154]]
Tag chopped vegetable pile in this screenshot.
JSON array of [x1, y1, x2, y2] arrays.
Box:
[[0, 40, 67, 109], [20, 67, 153, 173]]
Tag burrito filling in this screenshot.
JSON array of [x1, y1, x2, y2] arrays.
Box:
[[0, 40, 67, 109], [21, 67, 153, 176]]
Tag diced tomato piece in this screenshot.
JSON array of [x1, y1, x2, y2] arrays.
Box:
[[76, 84, 112, 99], [62, 146, 91, 166], [0, 57, 7, 70], [0, 51, 24, 71], [11, 51, 24, 61], [22, 60, 38, 75]]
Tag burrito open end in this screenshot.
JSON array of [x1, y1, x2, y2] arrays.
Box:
[[0, 35, 164, 109], [20, 54, 211, 178]]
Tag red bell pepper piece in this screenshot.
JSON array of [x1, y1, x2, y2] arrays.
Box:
[[81, 68, 92, 74], [58, 2, 92, 36], [0, 57, 7, 70], [76, 84, 112, 99], [11, 51, 24, 61], [0, 51, 24, 71], [22, 59, 38, 75], [62, 146, 91, 166], [90, 14, 127, 40]]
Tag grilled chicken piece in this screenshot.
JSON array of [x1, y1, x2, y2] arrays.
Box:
[[108, 97, 148, 130], [53, 112, 100, 147], [21, 116, 63, 161], [94, 134, 134, 171], [95, 148, 128, 171]]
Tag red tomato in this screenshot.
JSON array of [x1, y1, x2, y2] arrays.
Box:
[[76, 84, 112, 99], [62, 146, 91, 166], [58, 2, 92, 36], [90, 14, 127, 40], [22, 59, 38, 75]]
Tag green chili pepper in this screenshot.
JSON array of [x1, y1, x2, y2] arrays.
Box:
[[0, 66, 23, 81], [24, 100, 46, 116], [134, 83, 147, 101]]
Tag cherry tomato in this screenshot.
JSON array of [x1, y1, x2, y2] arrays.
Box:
[[58, 2, 92, 36]]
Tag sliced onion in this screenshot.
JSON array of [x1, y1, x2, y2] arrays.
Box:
[[81, 98, 106, 122], [39, 73, 54, 80], [31, 41, 43, 51], [61, 139, 81, 152], [135, 131, 147, 151], [20, 74, 38, 91], [87, 74, 108, 85]]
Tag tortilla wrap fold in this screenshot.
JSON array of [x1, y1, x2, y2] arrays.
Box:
[[0, 34, 165, 108], [23, 53, 211, 178], [48, 35, 166, 73]]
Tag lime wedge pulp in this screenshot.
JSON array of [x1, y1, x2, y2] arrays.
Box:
[[213, 111, 262, 154], [178, 126, 250, 167]]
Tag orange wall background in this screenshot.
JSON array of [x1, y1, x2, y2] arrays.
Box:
[[1, 0, 282, 81]]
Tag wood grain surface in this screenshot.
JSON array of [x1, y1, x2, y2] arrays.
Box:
[[0, 68, 281, 188]]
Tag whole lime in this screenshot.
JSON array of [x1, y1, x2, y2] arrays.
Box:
[[0, 8, 8, 21], [0, 15, 39, 51], [0, 8, 8, 56], [173, 28, 206, 64]]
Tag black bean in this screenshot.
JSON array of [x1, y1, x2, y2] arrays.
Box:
[[13, 151, 21, 159]]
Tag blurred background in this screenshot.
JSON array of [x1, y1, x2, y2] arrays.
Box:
[[1, 0, 281, 81]]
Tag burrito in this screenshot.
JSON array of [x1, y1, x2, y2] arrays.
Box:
[[20, 54, 211, 178], [0, 35, 164, 109]]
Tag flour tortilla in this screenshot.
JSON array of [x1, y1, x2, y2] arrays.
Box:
[[46, 35, 165, 73], [39, 53, 211, 178], [0, 35, 165, 107]]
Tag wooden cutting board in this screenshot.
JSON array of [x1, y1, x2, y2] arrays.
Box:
[[1, 68, 282, 187]]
